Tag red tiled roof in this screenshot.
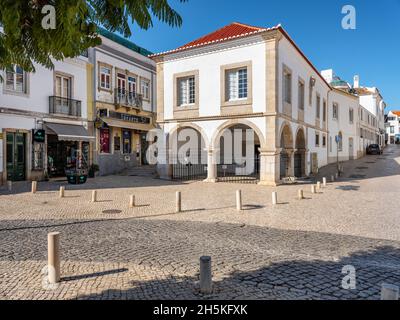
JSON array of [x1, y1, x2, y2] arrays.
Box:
[[392, 111, 400, 117], [150, 22, 279, 57]]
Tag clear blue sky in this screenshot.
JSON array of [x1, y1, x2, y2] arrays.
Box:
[[127, 0, 400, 112]]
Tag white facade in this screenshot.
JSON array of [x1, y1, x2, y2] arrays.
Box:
[[385, 111, 400, 144], [0, 57, 90, 184]]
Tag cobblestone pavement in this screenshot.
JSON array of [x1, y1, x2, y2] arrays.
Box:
[[0, 145, 400, 300]]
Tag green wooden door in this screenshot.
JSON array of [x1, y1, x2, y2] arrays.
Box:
[[6, 132, 26, 181]]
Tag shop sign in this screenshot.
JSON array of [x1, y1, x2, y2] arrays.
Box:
[[32, 129, 45, 143]]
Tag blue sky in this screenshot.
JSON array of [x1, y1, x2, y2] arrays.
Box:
[[127, 0, 400, 112]]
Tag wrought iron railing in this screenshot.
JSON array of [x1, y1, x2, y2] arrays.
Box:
[[114, 89, 143, 109], [49, 96, 82, 117]]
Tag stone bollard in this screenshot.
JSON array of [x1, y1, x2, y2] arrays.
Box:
[[335, 172, 339, 179], [31, 181, 37, 194], [59, 186, 65, 198], [298, 189, 304, 200], [129, 195, 135, 208], [331, 175, 335, 182], [176, 191, 181, 213], [48, 232, 61, 284], [272, 192, 278, 205], [323, 177, 327, 188], [381, 283, 399, 300], [199, 256, 212, 294], [311, 185, 317, 194], [91, 190, 97, 203], [317, 181, 321, 191], [7, 181, 12, 192], [236, 190, 242, 211]]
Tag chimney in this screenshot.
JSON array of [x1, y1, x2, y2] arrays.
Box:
[[353, 75, 360, 89]]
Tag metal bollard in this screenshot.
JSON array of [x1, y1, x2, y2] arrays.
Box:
[[59, 186, 65, 198], [298, 189, 304, 200], [272, 192, 278, 205], [199, 256, 212, 294], [323, 177, 327, 187], [311, 185, 317, 194], [381, 283, 399, 300], [176, 191, 181, 213], [48, 232, 61, 284], [31, 181, 37, 194], [129, 195, 135, 208], [91, 190, 97, 203], [236, 190, 242, 211]]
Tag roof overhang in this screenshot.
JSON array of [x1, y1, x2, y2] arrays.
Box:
[[45, 122, 95, 142]]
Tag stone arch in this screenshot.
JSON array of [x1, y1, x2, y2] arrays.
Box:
[[294, 127, 307, 178], [168, 123, 210, 149], [279, 122, 294, 179], [211, 119, 267, 150], [295, 127, 306, 150], [279, 122, 294, 149]]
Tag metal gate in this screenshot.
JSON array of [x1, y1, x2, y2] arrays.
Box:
[[280, 152, 289, 179], [217, 156, 260, 184], [172, 163, 207, 181], [6, 132, 26, 181], [294, 152, 304, 178]]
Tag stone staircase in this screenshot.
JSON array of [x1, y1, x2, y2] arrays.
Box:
[[120, 165, 158, 178]]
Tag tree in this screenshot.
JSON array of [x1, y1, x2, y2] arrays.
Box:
[[0, 0, 186, 72]]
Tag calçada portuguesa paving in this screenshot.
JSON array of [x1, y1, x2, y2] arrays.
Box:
[[1, 145, 400, 300]]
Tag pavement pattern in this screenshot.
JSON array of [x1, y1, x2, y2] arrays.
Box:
[[0, 145, 400, 300]]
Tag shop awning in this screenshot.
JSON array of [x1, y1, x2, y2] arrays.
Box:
[[101, 118, 154, 132], [45, 123, 95, 142]]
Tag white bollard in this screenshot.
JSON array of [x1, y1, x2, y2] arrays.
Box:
[[236, 190, 242, 211], [7, 181, 12, 192], [48, 232, 61, 284], [381, 283, 399, 300], [199, 256, 212, 294], [311, 185, 317, 194], [317, 181, 321, 191], [31, 181, 37, 194], [129, 195, 135, 208], [335, 172, 339, 179], [323, 177, 327, 187], [298, 189, 304, 200], [176, 191, 181, 213], [91, 190, 97, 203], [272, 192, 278, 205], [331, 175, 335, 182], [59, 186, 65, 198]]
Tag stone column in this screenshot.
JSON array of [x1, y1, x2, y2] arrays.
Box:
[[304, 149, 311, 176], [204, 148, 217, 183], [258, 149, 280, 186], [157, 148, 173, 180]]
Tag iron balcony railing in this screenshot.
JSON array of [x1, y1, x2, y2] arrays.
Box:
[[49, 96, 82, 117], [114, 88, 143, 109]]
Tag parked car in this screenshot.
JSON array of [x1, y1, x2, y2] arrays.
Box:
[[366, 144, 382, 155]]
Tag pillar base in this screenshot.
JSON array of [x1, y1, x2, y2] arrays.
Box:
[[203, 178, 218, 183], [258, 180, 280, 187]]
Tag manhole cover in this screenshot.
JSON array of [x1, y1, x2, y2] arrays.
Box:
[[102, 209, 122, 214], [356, 167, 368, 170], [349, 174, 366, 179]]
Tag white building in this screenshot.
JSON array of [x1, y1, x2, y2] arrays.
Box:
[[0, 56, 92, 185], [88, 28, 157, 176], [385, 111, 400, 144], [151, 22, 364, 185]]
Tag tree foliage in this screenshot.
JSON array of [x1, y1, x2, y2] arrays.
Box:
[[0, 0, 186, 72]]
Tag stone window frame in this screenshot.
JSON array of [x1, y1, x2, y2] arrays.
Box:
[[332, 102, 339, 121], [282, 64, 292, 107], [2, 65, 30, 97], [139, 76, 151, 102], [173, 70, 199, 119], [298, 77, 305, 111], [349, 108, 354, 124], [315, 132, 320, 147], [98, 62, 113, 93], [53, 70, 74, 99], [322, 99, 327, 123], [322, 134, 327, 148], [316, 92, 321, 120], [220, 61, 253, 111]]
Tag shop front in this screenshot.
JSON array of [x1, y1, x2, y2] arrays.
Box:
[[45, 122, 94, 183], [95, 109, 154, 176]]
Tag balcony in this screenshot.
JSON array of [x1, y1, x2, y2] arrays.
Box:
[[49, 96, 82, 117], [114, 89, 143, 109]]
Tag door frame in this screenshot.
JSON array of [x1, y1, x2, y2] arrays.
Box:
[[3, 129, 30, 182]]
